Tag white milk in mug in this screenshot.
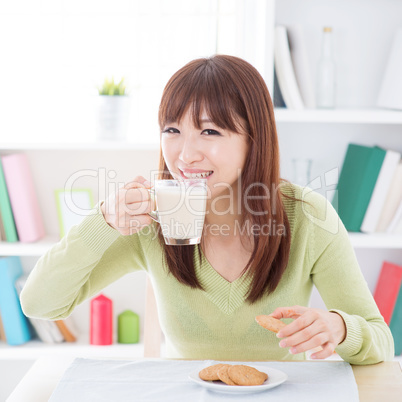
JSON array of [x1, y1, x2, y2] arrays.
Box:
[[149, 179, 207, 245]]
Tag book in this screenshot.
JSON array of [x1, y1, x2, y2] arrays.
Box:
[[333, 144, 386, 232], [360, 147, 401, 233], [373, 261, 402, 325], [0, 158, 18, 242], [376, 162, 402, 232], [377, 28, 402, 110], [287, 24, 316, 109], [14, 275, 65, 344], [274, 26, 305, 110], [0, 256, 33, 345], [273, 67, 286, 108], [387, 199, 402, 234], [1, 153, 45, 243], [55, 320, 77, 343], [54, 188, 94, 238], [390, 279, 402, 355]]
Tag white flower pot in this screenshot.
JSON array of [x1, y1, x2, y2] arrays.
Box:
[[97, 95, 130, 141]]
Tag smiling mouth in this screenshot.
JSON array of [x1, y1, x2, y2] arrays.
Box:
[[180, 169, 214, 179]]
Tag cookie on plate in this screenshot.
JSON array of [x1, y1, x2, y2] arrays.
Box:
[[255, 315, 287, 333], [199, 363, 226, 381], [217, 364, 237, 385], [227, 365, 267, 386]]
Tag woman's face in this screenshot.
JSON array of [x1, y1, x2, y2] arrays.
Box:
[[161, 108, 249, 203]]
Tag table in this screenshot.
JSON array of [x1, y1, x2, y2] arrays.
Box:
[[0, 359, 35, 402], [6, 357, 402, 402], [352, 360, 402, 401]]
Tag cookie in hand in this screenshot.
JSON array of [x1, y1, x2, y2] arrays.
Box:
[[255, 315, 287, 334]]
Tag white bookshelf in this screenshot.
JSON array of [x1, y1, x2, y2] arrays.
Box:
[[0, 142, 159, 151], [275, 0, 402, 325], [0, 335, 145, 360], [274, 108, 402, 124], [0, 236, 58, 257], [1, 232, 401, 258], [348, 233, 402, 249]]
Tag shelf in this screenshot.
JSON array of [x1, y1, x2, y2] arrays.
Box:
[[0, 334, 145, 359], [348, 232, 402, 249], [0, 142, 160, 151], [2, 233, 402, 256], [0, 236, 59, 256], [274, 108, 402, 124], [0, 109, 401, 153]]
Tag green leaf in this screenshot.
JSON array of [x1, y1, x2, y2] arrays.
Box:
[[98, 76, 126, 96]]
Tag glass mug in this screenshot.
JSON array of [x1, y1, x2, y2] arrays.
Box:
[[148, 179, 208, 245]]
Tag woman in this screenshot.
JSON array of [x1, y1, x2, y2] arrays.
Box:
[[21, 55, 394, 364]]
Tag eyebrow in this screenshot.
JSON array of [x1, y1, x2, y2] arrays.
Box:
[[163, 118, 213, 126]]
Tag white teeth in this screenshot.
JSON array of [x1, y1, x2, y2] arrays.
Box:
[[182, 171, 213, 179]]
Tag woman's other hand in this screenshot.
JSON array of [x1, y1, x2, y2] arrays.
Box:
[[101, 176, 154, 236], [269, 305, 346, 359]]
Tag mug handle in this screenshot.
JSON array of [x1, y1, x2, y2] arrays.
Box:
[[147, 188, 159, 223]]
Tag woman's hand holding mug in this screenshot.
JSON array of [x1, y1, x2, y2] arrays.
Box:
[[101, 176, 154, 236]]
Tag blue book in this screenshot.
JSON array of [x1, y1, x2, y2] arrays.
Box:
[[0, 256, 33, 345]]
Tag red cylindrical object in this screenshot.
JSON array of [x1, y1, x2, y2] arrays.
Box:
[[90, 294, 113, 345]]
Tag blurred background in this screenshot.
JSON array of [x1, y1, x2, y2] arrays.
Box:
[[0, 0, 273, 144]]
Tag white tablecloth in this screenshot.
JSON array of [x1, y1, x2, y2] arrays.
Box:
[[48, 358, 359, 401]]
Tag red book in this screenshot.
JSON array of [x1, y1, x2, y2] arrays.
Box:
[[1, 153, 45, 242], [373, 261, 402, 325]]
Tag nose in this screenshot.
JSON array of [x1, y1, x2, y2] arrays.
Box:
[[179, 135, 204, 165]]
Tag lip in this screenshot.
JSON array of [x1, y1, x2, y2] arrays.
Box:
[[179, 168, 214, 179]]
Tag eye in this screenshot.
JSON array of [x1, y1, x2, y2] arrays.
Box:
[[162, 127, 180, 134], [201, 129, 221, 136]]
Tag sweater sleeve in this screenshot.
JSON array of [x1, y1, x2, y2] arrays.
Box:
[[303, 189, 394, 365], [20, 203, 149, 320]]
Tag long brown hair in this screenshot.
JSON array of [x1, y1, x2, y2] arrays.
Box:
[[157, 55, 294, 303]]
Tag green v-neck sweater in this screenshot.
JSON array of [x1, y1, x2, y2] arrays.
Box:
[[20, 183, 394, 364]]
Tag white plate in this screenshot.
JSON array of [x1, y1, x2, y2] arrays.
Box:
[[188, 365, 287, 394]]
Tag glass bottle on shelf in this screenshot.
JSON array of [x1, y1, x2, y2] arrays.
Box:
[[316, 27, 336, 109]]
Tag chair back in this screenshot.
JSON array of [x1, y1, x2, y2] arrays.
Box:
[[143, 277, 162, 357]]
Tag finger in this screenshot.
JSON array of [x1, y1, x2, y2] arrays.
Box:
[[286, 332, 329, 355], [310, 342, 335, 360], [276, 311, 317, 338], [124, 187, 150, 205], [125, 200, 153, 215], [124, 176, 152, 190], [269, 305, 308, 320], [279, 320, 323, 348]]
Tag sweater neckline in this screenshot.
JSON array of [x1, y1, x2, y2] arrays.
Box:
[[194, 246, 253, 315]]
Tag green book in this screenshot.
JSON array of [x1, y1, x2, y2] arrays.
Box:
[[0, 159, 18, 242], [390, 283, 402, 355], [332, 144, 386, 232]]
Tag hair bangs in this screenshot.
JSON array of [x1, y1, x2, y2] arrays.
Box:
[[159, 58, 248, 134]]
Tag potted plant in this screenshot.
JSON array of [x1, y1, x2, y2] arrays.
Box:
[[97, 77, 130, 141]]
